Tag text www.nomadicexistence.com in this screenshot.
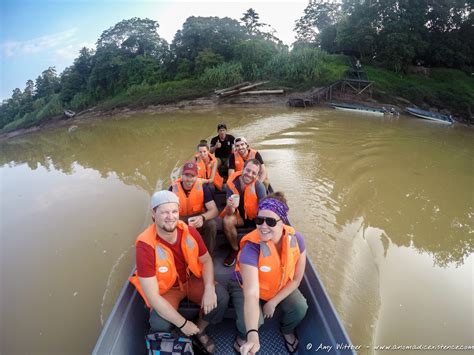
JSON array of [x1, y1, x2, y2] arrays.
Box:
[[306, 342, 474, 352]]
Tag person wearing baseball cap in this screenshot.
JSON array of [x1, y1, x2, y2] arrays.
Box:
[[169, 161, 218, 255], [210, 123, 235, 169], [129, 189, 229, 353]]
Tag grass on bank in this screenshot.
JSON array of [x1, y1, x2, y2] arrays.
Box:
[[3, 52, 472, 134], [366, 66, 474, 120], [1, 94, 63, 133], [97, 79, 211, 111]]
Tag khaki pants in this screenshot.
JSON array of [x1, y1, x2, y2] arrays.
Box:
[[149, 275, 229, 332]]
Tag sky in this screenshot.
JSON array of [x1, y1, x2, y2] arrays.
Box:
[[0, 0, 308, 101]]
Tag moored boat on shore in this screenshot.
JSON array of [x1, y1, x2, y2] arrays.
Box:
[[330, 102, 389, 116], [405, 107, 454, 124]]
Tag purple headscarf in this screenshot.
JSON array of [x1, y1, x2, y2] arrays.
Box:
[[258, 198, 289, 224]]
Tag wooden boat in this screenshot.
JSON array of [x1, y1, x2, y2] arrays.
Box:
[[405, 107, 454, 124], [93, 187, 355, 354], [330, 102, 388, 115]]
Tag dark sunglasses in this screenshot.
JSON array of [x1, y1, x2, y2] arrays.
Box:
[[255, 216, 281, 227]]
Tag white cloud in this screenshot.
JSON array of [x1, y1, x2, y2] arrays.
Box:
[[1, 28, 79, 57], [54, 42, 96, 62]]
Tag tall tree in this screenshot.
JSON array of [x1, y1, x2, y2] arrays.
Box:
[[21, 80, 35, 114], [294, 0, 342, 46], [240, 8, 266, 36], [60, 47, 94, 103], [424, 0, 474, 68], [240, 8, 283, 44], [96, 17, 168, 59], [35, 67, 60, 99], [171, 16, 248, 73]]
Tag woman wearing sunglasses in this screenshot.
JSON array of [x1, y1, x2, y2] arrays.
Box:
[[231, 192, 308, 354]]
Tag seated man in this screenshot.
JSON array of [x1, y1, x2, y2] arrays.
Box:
[[222, 159, 267, 267], [129, 190, 229, 353], [210, 123, 235, 169], [170, 162, 218, 255], [194, 140, 224, 191], [228, 136, 268, 187]]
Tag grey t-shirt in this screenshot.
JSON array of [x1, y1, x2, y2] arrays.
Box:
[[226, 177, 266, 221]]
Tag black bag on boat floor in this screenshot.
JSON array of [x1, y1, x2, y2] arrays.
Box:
[[145, 332, 194, 355]]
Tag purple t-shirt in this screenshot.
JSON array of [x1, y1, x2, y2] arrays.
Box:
[[234, 231, 305, 281]]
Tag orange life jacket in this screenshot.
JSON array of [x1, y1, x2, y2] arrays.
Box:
[[220, 171, 258, 220], [129, 221, 203, 308], [171, 178, 205, 217], [234, 148, 257, 172], [194, 153, 224, 191], [236, 225, 301, 301]]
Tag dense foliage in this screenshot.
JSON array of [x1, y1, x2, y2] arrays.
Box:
[[295, 0, 473, 72], [1, 3, 473, 132]]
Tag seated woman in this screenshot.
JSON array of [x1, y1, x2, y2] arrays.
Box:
[[194, 140, 224, 191], [229, 192, 308, 354]]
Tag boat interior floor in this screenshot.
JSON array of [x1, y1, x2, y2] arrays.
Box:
[[177, 188, 291, 353], [178, 224, 290, 353]]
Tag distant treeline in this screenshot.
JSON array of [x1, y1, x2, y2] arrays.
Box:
[[1, 1, 472, 131]]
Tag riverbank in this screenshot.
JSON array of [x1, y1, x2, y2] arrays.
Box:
[[0, 92, 291, 141], [1, 87, 471, 142]]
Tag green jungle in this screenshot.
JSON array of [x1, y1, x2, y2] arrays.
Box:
[[1, 0, 473, 134]]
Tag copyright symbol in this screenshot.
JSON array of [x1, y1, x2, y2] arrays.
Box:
[[306, 343, 313, 350]]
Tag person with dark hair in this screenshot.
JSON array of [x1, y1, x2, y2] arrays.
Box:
[[194, 140, 224, 191], [129, 190, 229, 353], [169, 162, 218, 255], [210, 123, 235, 168], [230, 192, 308, 354], [220, 159, 267, 267], [228, 136, 268, 187]]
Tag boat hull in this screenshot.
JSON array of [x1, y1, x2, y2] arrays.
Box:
[[93, 187, 355, 354], [331, 103, 386, 116], [406, 107, 453, 124]]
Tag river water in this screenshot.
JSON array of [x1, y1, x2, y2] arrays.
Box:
[[1, 107, 472, 354]]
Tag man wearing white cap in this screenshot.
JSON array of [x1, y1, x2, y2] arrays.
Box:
[[129, 190, 229, 353], [228, 136, 268, 186]]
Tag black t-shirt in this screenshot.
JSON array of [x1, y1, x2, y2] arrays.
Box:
[[168, 182, 213, 203], [210, 134, 235, 159], [229, 151, 264, 170]]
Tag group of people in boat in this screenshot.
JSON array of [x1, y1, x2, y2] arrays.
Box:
[[130, 123, 308, 354]]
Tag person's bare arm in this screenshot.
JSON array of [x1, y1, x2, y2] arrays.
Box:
[[239, 263, 261, 354], [199, 252, 217, 314]]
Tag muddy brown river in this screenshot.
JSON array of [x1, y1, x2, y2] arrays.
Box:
[[1, 107, 472, 354]]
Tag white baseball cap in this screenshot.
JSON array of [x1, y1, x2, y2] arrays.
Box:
[[151, 190, 179, 209]]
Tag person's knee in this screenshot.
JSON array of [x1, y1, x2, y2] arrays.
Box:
[[216, 284, 230, 308], [207, 219, 217, 234], [223, 216, 235, 230], [292, 299, 308, 323]]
